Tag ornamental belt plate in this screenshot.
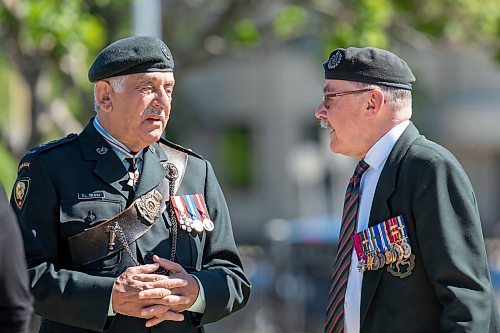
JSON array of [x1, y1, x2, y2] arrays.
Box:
[[135, 189, 162, 224]]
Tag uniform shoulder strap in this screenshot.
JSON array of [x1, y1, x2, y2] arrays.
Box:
[[26, 133, 78, 155]]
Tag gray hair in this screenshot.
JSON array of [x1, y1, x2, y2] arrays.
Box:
[[93, 75, 128, 112], [353, 82, 412, 114]]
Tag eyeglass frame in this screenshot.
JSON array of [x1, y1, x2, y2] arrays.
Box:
[[322, 88, 374, 108]]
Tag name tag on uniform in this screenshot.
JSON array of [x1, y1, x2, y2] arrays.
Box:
[[78, 191, 106, 200]]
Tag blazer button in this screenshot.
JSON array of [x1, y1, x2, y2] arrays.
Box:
[[85, 210, 96, 223]]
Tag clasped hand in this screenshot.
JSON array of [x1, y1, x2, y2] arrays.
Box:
[[111, 255, 200, 327]]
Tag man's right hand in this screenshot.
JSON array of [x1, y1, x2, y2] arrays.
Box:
[[111, 263, 189, 321]]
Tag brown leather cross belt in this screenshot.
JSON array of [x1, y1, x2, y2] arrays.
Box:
[[67, 180, 169, 268]]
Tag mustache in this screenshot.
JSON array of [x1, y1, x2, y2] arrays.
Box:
[[319, 119, 331, 129], [144, 107, 164, 116]]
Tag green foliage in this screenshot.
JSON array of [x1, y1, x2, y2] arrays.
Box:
[[1, 0, 105, 58], [323, 0, 393, 56], [233, 19, 261, 46], [273, 5, 309, 40], [390, 0, 500, 44], [0, 142, 19, 194], [0, 57, 10, 130], [317, 0, 500, 60]]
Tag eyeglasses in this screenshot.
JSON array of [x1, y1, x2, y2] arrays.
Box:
[[322, 88, 374, 108]]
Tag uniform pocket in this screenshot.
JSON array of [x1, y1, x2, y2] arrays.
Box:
[[176, 230, 205, 272], [59, 198, 122, 238], [60, 198, 123, 273]]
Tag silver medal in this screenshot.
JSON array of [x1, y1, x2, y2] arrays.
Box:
[[203, 218, 214, 232]]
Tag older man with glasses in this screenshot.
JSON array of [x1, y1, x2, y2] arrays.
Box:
[[316, 46, 499, 333]]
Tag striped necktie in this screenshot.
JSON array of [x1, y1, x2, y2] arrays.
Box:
[[325, 160, 370, 333]]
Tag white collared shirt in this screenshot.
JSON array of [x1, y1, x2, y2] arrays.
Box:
[[344, 120, 409, 333]]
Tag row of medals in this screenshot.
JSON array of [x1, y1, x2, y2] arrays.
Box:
[[358, 240, 412, 272], [177, 209, 214, 233]]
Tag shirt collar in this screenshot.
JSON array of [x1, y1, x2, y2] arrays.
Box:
[[364, 120, 409, 170], [93, 116, 144, 162]]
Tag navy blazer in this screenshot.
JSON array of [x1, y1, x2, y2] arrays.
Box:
[[359, 122, 499, 332]]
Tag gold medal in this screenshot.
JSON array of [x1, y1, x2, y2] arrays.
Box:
[[366, 254, 374, 270], [385, 250, 393, 264], [395, 244, 405, 262]]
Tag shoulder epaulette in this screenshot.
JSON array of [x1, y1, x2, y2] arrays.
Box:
[[158, 138, 203, 159], [26, 133, 78, 155]]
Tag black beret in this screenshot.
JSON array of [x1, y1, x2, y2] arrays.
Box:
[[323, 47, 415, 90], [88, 36, 174, 82]]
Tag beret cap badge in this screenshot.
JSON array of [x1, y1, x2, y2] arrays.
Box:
[[327, 50, 342, 69], [161, 43, 171, 60]]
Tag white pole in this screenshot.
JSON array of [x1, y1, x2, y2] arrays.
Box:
[[132, 0, 162, 37]]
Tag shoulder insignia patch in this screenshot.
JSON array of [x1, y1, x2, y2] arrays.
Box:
[[26, 133, 78, 155], [14, 177, 30, 210], [158, 138, 203, 159]]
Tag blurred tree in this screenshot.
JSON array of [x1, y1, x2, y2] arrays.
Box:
[[0, 0, 499, 189], [0, 0, 129, 189], [161, 0, 500, 67], [0, 0, 129, 151]]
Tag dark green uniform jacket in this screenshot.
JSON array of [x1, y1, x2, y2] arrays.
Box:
[[360, 122, 499, 333], [11, 120, 251, 333]]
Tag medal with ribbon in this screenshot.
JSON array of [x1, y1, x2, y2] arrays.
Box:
[[170, 194, 215, 234]]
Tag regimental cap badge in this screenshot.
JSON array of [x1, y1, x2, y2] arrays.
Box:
[[160, 42, 171, 60], [327, 50, 343, 69], [14, 177, 30, 210]]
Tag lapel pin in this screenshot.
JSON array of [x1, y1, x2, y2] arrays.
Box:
[[96, 146, 108, 155]]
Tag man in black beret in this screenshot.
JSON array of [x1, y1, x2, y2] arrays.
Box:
[[317, 47, 499, 333], [11, 36, 250, 333]]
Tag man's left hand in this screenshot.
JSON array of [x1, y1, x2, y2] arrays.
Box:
[[138, 255, 200, 327]]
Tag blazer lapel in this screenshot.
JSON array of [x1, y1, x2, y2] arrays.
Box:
[[359, 122, 421, 328], [79, 120, 130, 200], [134, 142, 168, 199]]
